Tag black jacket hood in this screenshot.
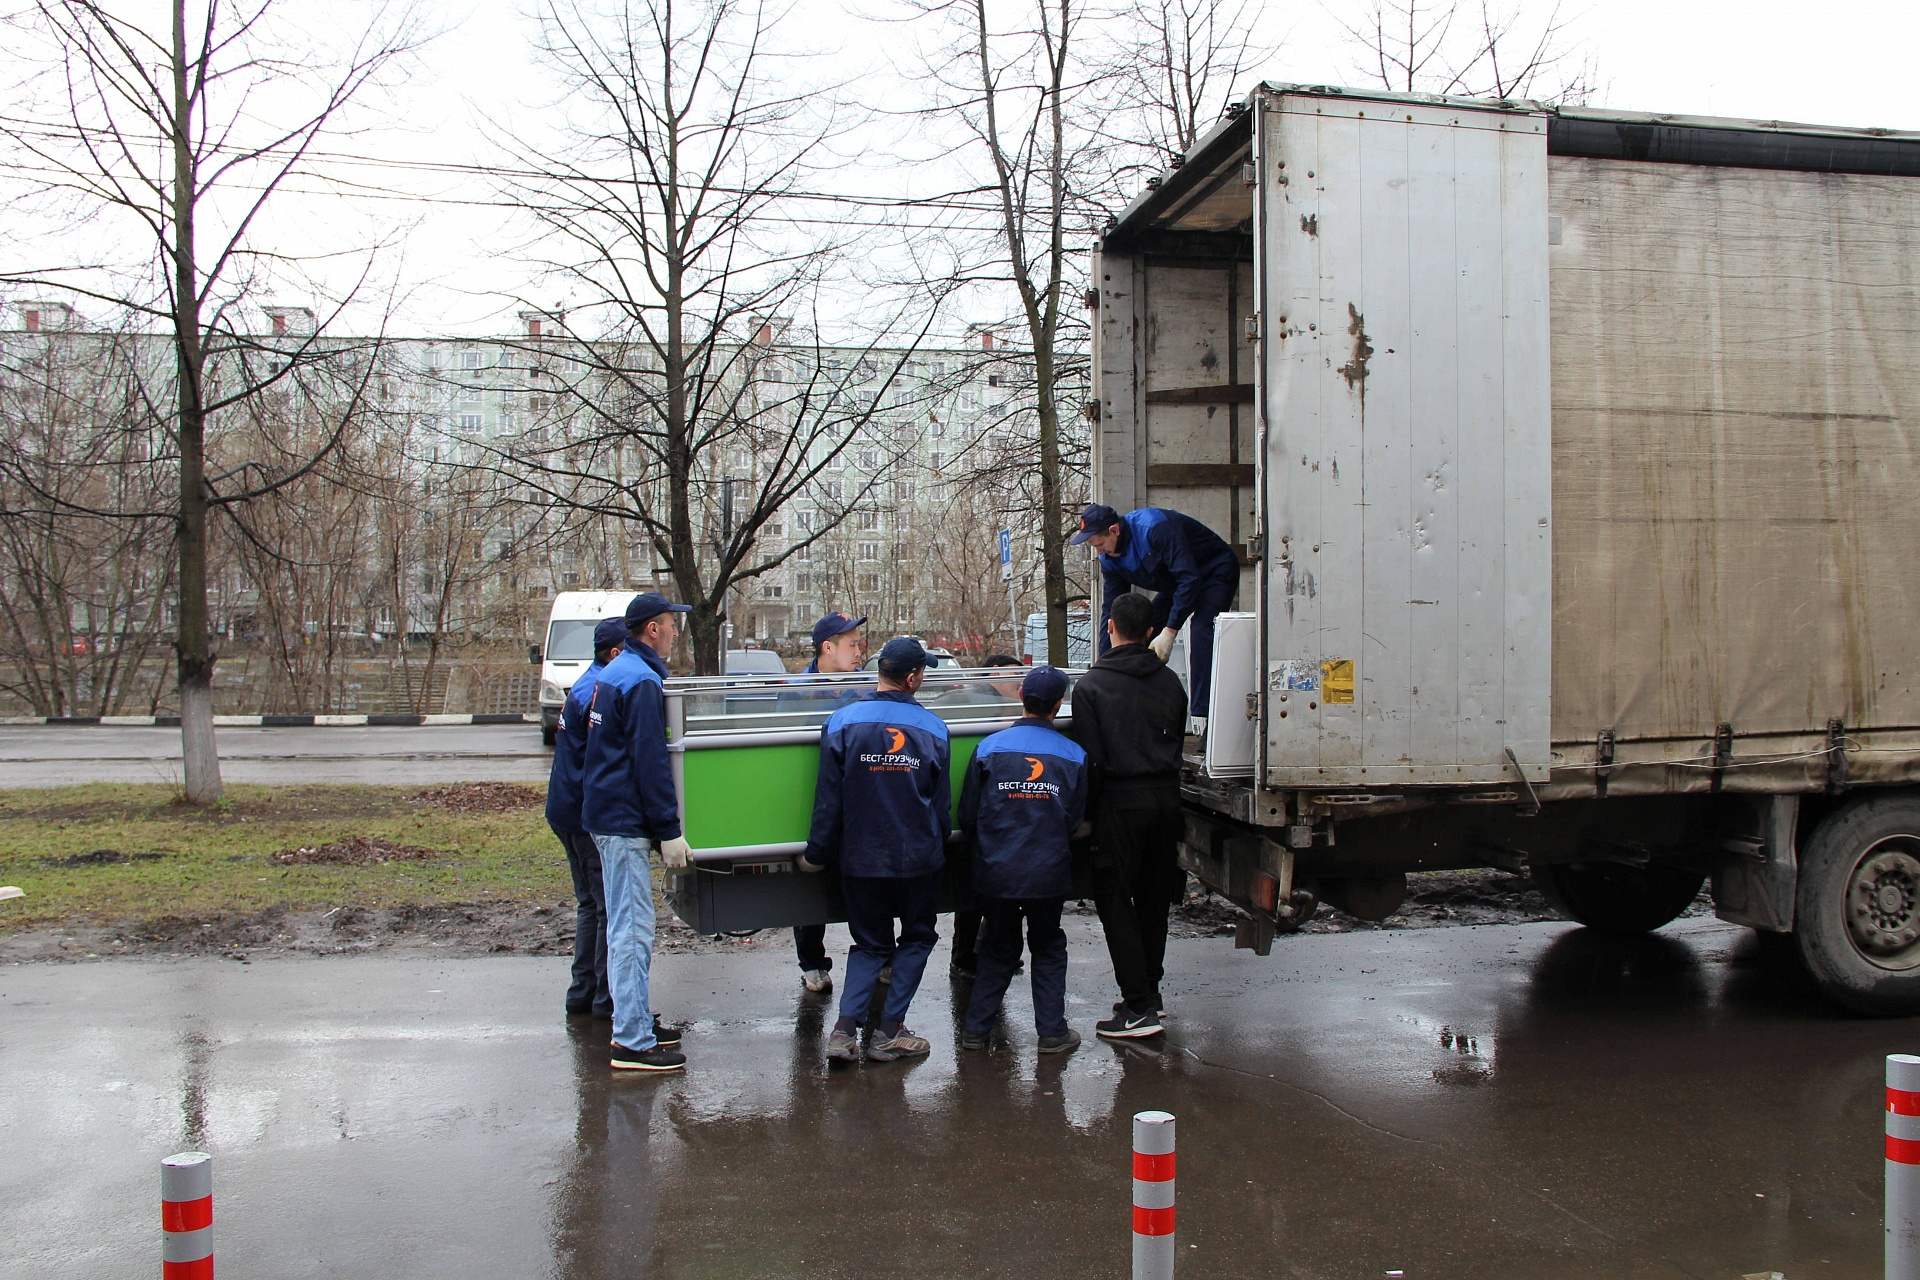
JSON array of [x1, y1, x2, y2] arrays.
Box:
[[1091, 641, 1164, 681]]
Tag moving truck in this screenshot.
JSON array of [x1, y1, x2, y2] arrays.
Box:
[[1091, 83, 1920, 1013]]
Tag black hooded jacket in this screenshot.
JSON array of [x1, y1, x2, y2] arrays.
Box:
[[1069, 641, 1188, 785]]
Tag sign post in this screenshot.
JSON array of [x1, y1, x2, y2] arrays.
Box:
[[999, 529, 1020, 658]]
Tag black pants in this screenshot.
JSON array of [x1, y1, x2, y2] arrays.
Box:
[[964, 897, 1068, 1037], [793, 924, 831, 972], [555, 826, 611, 1016], [952, 909, 983, 971], [1090, 783, 1185, 1014]]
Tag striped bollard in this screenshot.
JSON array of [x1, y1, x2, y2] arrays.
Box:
[[1133, 1110, 1176, 1280], [162, 1152, 214, 1279], [1894, 1057, 1920, 1280]]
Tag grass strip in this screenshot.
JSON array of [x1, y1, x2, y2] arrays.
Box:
[[0, 782, 568, 930]]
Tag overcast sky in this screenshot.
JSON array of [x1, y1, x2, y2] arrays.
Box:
[[14, 0, 1917, 340]]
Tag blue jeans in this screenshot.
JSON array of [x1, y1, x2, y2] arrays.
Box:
[[1176, 567, 1240, 717], [838, 872, 941, 1027], [593, 833, 657, 1051]]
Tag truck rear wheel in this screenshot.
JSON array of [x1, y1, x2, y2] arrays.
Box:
[[1795, 795, 1920, 1015], [1536, 861, 1704, 933]]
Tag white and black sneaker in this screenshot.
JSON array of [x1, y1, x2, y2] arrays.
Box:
[[611, 1042, 686, 1072], [1095, 1008, 1164, 1039]]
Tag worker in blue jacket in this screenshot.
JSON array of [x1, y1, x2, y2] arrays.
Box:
[[957, 665, 1088, 1055], [546, 615, 628, 1020], [784, 611, 868, 996], [799, 636, 950, 1064], [1071, 501, 1239, 729], [582, 592, 692, 1074]]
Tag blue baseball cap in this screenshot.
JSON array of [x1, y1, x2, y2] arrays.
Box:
[[1021, 664, 1069, 705], [1068, 502, 1122, 546], [811, 612, 867, 648], [876, 636, 928, 676], [625, 591, 692, 626], [592, 617, 628, 651]]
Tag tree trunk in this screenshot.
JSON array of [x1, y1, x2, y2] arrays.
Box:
[[171, 0, 220, 802]]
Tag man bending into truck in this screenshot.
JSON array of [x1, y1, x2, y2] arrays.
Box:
[[1071, 591, 1190, 1039], [957, 665, 1088, 1055], [798, 637, 951, 1064], [1070, 501, 1239, 735]]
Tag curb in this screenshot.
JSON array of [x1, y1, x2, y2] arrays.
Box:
[[0, 713, 536, 728]]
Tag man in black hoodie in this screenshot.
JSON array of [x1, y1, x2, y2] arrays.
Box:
[[1069, 590, 1190, 1038]]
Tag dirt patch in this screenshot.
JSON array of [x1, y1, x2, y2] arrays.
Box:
[[414, 783, 545, 814], [0, 896, 784, 964], [270, 836, 442, 866], [42, 849, 167, 868]]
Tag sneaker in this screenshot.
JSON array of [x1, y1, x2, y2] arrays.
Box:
[[949, 961, 977, 982], [611, 1042, 686, 1072], [565, 1000, 594, 1016], [1038, 1029, 1082, 1054], [959, 1029, 989, 1050], [801, 968, 833, 994], [651, 1016, 683, 1048], [867, 1026, 931, 1061], [1095, 1009, 1164, 1039], [826, 1028, 860, 1062]]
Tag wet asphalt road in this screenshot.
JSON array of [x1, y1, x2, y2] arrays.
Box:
[[0, 723, 549, 787], [2, 914, 1910, 1279]]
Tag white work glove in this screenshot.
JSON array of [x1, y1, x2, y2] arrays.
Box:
[[1149, 630, 1175, 663], [1189, 715, 1208, 737], [795, 852, 824, 873], [659, 837, 692, 869]]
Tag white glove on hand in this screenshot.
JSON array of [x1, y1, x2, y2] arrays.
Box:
[[796, 853, 825, 873], [660, 836, 692, 869], [1149, 630, 1175, 663]]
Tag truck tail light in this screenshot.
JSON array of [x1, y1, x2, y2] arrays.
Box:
[[1250, 869, 1277, 914]]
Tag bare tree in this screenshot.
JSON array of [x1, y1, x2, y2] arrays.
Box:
[[1341, 0, 1595, 103], [490, 0, 950, 673], [0, 0, 420, 800], [910, 0, 1109, 666], [0, 317, 175, 716], [1101, 0, 1272, 166]]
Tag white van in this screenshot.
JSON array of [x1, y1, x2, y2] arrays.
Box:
[[538, 591, 633, 745]]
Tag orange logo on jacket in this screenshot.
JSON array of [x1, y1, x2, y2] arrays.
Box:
[[884, 727, 907, 753], [1024, 757, 1044, 781]]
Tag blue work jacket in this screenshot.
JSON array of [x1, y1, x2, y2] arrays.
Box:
[[580, 644, 681, 841], [1097, 507, 1238, 652], [777, 659, 862, 720], [959, 717, 1088, 899], [805, 690, 950, 878], [544, 659, 605, 833]]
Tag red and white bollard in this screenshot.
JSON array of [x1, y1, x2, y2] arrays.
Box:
[[1132, 1110, 1176, 1280], [1893, 1057, 1920, 1280], [162, 1151, 214, 1279]]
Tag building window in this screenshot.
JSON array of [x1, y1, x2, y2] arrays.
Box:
[[856, 510, 878, 531], [929, 451, 942, 472], [761, 584, 782, 598], [931, 362, 946, 378], [857, 449, 878, 469], [858, 542, 878, 560], [563, 571, 580, 585], [895, 480, 915, 503], [828, 451, 845, 471], [462, 351, 482, 369], [463, 386, 482, 402], [795, 572, 811, 593], [795, 509, 813, 532], [458, 414, 482, 432], [987, 374, 1004, 387], [899, 573, 915, 591], [823, 480, 842, 501], [858, 572, 880, 593], [792, 543, 811, 561]]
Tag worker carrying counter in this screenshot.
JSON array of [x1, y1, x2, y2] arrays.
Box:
[[1071, 501, 1238, 726]]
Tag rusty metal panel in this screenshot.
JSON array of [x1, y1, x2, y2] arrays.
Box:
[[1547, 156, 1920, 745], [1259, 91, 1553, 786]]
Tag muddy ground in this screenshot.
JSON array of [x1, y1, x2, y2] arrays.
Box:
[[0, 868, 1703, 965]]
